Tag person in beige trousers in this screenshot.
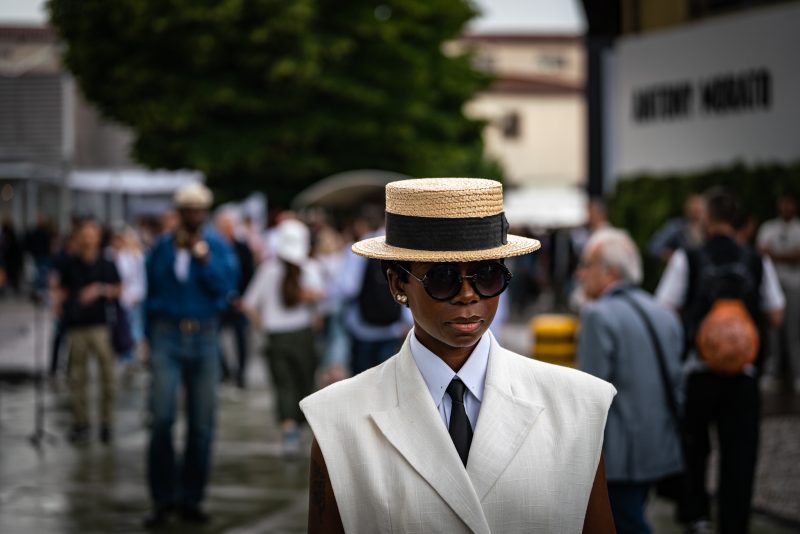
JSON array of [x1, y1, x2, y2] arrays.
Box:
[[56, 220, 121, 445]]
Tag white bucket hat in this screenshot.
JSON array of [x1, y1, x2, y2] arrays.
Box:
[[275, 219, 310, 265]]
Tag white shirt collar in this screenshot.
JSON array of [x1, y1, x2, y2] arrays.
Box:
[[409, 329, 490, 409]]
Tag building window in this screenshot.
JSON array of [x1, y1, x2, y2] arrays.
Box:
[[473, 52, 495, 73], [501, 112, 520, 139], [537, 53, 566, 72]]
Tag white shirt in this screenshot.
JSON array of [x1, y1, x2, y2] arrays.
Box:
[[243, 258, 324, 333], [114, 249, 146, 308], [757, 217, 800, 287], [174, 249, 191, 283], [409, 330, 489, 431], [655, 248, 785, 312]]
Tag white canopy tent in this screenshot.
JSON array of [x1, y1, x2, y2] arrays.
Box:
[[68, 169, 203, 194], [68, 169, 204, 221], [504, 186, 587, 229]]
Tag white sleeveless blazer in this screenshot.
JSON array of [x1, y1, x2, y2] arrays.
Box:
[[300, 333, 616, 533]]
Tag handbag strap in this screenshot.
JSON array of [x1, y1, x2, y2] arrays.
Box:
[[617, 291, 681, 426]]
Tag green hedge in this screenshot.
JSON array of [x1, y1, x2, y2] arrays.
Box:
[[608, 161, 800, 291]]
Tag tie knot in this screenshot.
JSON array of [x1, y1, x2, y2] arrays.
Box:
[[446, 378, 468, 404]]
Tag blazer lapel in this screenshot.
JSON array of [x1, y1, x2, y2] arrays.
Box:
[[467, 336, 545, 502], [370, 340, 491, 534]]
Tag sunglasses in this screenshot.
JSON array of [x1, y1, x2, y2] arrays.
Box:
[[396, 261, 512, 301]]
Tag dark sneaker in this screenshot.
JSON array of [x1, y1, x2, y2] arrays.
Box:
[[99, 425, 113, 445], [179, 505, 210, 524], [68, 425, 89, 446]]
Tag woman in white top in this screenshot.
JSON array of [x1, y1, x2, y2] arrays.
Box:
[[243, 219, 324, 454], [109, 225, 147, 364]]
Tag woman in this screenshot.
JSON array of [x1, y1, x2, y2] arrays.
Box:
[[109, 225, 147, 369], [243, 219, 324, 455], [311, 224, 351, 385], [301, 178, 617, 533]]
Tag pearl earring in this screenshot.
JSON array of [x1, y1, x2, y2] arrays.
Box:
[[395, 294, 408, 304]]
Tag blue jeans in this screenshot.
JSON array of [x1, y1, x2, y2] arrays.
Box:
[[119, 303, 144, 364], [34, 258, 51, 296], [608, 482, 652, 534], [147, 319, 220, 508], [350, 337, 403, 375]]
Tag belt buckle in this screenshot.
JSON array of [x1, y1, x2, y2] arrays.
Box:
[[179, 319, 199, 333]]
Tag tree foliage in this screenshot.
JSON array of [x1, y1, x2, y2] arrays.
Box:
[[48, 0, 498, 207]]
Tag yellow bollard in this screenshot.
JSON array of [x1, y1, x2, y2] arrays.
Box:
[[529, 314, 578, 368]]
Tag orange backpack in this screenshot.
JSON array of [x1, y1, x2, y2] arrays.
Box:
[[696, 299, 759, 374]]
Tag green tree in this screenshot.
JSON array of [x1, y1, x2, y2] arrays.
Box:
[[49, 0, 498, 207]]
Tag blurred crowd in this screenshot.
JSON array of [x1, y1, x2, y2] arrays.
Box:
[[0, 184, 797, 532], [571, 188, 796, 534]]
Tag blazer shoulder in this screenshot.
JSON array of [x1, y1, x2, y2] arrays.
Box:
[[500, 346, 617, 405], [300, 354, 399, 416]]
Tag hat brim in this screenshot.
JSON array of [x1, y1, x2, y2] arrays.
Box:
[[351, 234, 541, 262]]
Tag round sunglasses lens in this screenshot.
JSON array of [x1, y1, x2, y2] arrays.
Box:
[[425, 265, 461, 299], [474, 263, 507, 297]]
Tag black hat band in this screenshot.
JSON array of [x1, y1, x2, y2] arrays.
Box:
[[385, 212, 509, 252]]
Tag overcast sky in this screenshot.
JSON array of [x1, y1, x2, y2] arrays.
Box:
[[0, 0, 585, 33], [470, 0, 585, 34]]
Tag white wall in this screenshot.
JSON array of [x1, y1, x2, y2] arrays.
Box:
[[612, 2, 800, 179], [467, 93, 585, 186]]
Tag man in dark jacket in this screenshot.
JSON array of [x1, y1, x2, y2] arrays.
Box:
[[656, 189, 785, 534], [57, 219, 121, 444]]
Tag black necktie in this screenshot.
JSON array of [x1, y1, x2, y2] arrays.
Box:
[[446, 378, 473, 467]]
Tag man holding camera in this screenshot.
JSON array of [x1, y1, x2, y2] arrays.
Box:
[[144, 183, 238, 528]]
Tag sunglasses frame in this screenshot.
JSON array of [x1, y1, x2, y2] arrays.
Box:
[[394, 261, 513, 301]]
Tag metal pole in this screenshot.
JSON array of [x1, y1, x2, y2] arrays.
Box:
[[60, 73, 75, 232]]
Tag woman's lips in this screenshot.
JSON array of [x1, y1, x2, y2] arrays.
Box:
[[448, 318, 483, 333]]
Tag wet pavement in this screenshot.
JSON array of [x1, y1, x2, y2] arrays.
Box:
[[0, 296, 309, 533], [1, 296, 799, 533]]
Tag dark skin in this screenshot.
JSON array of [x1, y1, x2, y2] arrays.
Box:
[[391, 261, 500, 372], [308, 262, 616, 533], [175, 207, 210, 263]]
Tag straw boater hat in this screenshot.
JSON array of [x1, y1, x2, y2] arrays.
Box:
[[352, 178, 540, 262]]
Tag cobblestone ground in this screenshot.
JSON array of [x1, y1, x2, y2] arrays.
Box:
[[1, 298, 798, 533]]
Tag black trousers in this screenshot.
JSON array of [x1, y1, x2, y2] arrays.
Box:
[[681, 372, 759, 533], [219, 311, 250, 388], [265, 328, 317, 423]]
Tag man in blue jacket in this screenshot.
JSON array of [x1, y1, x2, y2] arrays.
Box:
[[144, 183, 239, 528], [577, 227, 684, 534]]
